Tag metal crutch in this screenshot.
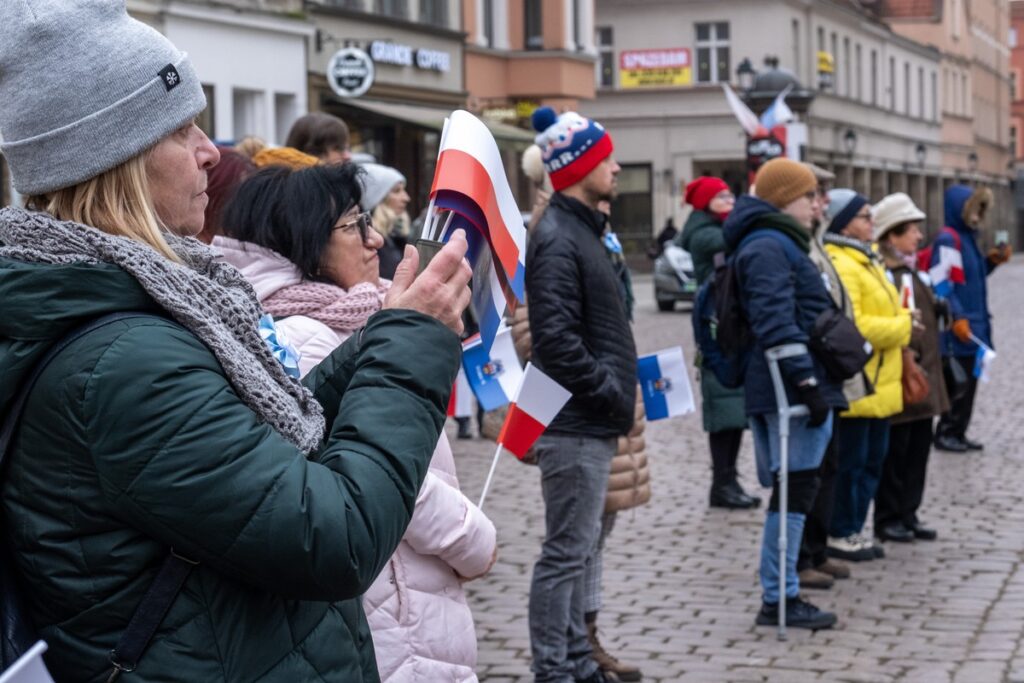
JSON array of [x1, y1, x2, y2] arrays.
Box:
[[765, 343, 811, 642]]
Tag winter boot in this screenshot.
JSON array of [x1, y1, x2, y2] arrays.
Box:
[[586, 619, 642, 682]]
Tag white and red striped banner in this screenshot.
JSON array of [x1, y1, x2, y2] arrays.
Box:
[[496, 363, 571, 460]]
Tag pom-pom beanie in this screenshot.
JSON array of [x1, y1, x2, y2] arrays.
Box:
[[530, 106, 614, 192]]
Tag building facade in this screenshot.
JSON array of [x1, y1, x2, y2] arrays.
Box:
[[304, 0, 533, 215], [586, 0, 950, 255], [129, 0, 314, 146], [866, 0, 1013, 242], [463, 0, 598, 121]]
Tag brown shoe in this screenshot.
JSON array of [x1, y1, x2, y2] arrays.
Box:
[[798, 567, 834, 590], [587, 622, 642, 682], [816, 558, 851, 580]]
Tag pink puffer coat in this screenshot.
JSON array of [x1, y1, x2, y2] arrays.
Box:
[[216, 237, 497, 682]]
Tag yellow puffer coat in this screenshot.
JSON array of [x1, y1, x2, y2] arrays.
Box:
[[825, 241, 912, 419]]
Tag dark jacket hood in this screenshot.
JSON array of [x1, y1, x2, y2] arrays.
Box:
[[722, 195, 780, 250], [944, 185, 973, 233], [678, 209, 719, 252]]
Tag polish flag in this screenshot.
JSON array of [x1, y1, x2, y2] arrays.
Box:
[[496, 363, 571, 460], [0, 641, 55, 683], [428, 110, 527, 303], [929, 245, 965, 298], [447, 367, 474, 418]]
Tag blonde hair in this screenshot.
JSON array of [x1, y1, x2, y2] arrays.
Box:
[[26, 152, 180, 262]]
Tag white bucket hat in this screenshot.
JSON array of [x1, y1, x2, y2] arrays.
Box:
[[872, 192, 926, 241]]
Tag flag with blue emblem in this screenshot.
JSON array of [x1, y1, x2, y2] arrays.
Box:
[[461, 325, 524, 411], [637, 346, 695, 420]]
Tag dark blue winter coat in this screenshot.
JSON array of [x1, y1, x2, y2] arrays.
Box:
[[929, 185, 996, 356], [723, 195, 848, 416]]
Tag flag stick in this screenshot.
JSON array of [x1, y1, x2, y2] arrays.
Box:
[[968, 333, 992, 352], [421, 116, 452, 240], [477, 441, 504, 510]]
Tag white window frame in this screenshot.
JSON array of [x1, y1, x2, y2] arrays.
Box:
[[695, 21, 730, 84]]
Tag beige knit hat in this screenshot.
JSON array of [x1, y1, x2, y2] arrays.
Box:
[[753, 158, 817, 210], [872, 192, 926, 241]]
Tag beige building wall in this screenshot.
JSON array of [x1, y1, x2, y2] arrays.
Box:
[[587, 0, 944, 238]]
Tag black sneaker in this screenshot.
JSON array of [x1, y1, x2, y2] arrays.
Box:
[[755, 596, 838, 631], [575, 669, 612, 683]]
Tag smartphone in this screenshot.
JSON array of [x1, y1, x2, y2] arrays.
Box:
[[415, 238, 445, 275], [996, 230, 1009, 247]]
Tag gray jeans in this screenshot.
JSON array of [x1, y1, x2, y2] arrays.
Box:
[[529, 433, 616, 683]]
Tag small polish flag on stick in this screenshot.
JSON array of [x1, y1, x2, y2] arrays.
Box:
[[900, 273, 916, 311], [0, 641, 55, 683], [478, 363, 571, 509]]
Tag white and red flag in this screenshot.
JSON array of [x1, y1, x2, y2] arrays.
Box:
[[477, 363, 571, 508], [496, 362, 572, 459]]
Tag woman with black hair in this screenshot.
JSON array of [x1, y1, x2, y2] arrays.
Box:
[[216, 162, 497, 682]]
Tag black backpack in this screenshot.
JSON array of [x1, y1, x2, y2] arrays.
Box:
[[692, 230, 788, 388], [2, 313, 196, 679]]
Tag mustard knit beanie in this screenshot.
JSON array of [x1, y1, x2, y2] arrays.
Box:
[[252, 146, 319, 170], [753, 158, 818, 210]]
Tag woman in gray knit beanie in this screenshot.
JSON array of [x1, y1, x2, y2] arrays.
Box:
[[0, 1, 471, 680]]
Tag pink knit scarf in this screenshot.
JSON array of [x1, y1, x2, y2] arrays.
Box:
[[263, 279, 391, 334]]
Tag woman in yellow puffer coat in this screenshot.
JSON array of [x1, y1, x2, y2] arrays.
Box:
[[821, 189, 916, 562]]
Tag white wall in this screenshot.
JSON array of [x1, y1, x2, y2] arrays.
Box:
[[164, 5, 311, 144]]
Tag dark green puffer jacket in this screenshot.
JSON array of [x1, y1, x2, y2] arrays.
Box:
[[0, 257, 460, 682]]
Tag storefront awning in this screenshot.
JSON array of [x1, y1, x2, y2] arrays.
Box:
[[339, 99, 535, 147]]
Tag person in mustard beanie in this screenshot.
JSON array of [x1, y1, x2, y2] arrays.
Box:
[[721, 157, 846, 631], [823, 189, 917, 557]]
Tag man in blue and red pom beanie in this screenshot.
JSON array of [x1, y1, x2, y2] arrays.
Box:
[[525, 106, 639, 683]]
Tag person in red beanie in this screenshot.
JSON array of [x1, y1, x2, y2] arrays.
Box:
[[679, 177, 761, 510]]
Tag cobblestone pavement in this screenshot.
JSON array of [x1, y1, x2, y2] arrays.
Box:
[[450, 259, 1024, 683]]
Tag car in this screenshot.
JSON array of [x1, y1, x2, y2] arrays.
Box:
[[653, 242, 698, 311]]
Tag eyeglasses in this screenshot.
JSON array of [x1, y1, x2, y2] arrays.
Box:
[[714, 191, 736, 202], [333, 211, 372, 242], [853, 211, 872, 221]]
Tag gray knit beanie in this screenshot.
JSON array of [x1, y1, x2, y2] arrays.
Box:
[[0, 0, 207, 195], [358, 163, 406, 212]]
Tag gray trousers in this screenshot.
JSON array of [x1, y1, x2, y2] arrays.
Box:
[[528, 433, 616, 683]]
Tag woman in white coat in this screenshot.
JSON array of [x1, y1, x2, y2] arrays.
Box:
[[215, 162, 497, 682]]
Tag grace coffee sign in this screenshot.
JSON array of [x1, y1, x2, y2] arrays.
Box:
[[327, 47, 375, 98]]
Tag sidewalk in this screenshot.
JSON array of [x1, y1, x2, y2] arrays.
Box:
[[452, 262, 1024, 682]]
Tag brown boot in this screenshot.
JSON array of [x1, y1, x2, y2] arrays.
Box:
[[798, 567, 834, 590], [816, 558, 851, 579], [587, 620, 642, 682]]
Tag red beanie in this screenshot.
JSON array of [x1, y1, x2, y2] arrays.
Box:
[[685, 177, 729, 211]]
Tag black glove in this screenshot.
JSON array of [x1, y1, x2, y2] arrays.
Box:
[[796, 380, 830, 427]]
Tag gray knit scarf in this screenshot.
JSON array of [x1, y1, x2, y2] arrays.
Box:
[[0, 207, 325, 454], [822, 231, 878, 261]]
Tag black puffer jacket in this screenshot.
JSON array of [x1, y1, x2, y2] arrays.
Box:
[[526, 193, 637, 437]]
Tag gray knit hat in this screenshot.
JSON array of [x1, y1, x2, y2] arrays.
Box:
[[358, 163, 406, 211], [0, 0, 207, 195]]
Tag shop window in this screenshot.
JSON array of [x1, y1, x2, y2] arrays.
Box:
[[198, 84, 215, 139], [1012, 71, 1018, 101], [524, 0, 542, 50], [1011, 125, 1018, 158], [695, 22, 729, 84], [419, 0, 448, 27], [889, 56, 896, 110], [595, 26, 613, 88], [375, 0, 408, 19], [274, 93, 297, 146], [918, 66, 925, 119], [233, 88, 266, 142], [609, 164, 653, 253]]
